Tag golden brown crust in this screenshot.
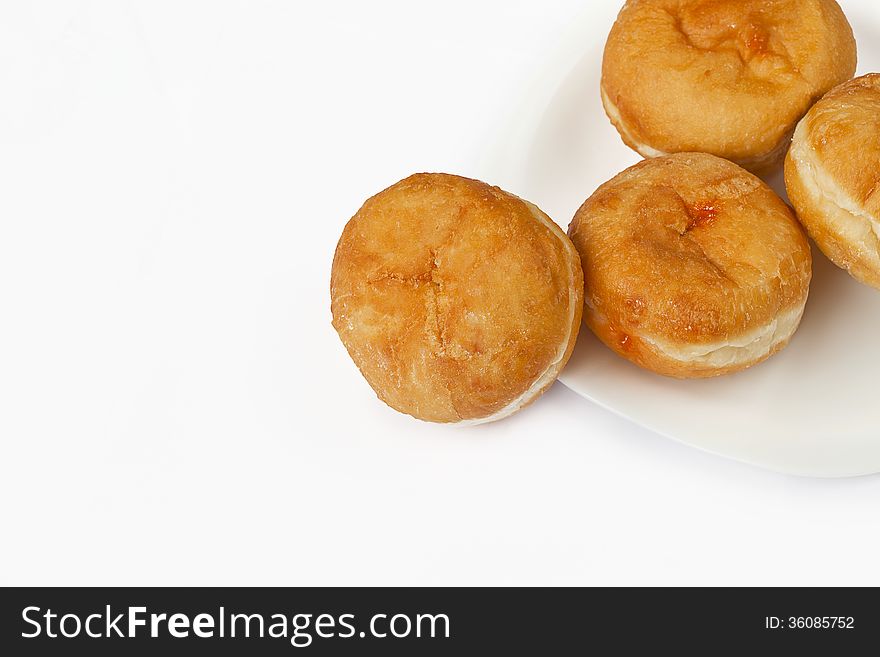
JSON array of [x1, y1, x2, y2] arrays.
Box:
[[568, 153, 811, 378], [784, 74, 880, 289], [331, 173, 584, 423], [601, 0, 857, 173]]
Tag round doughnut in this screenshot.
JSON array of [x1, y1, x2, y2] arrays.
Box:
[[601, 0, 857, 173], [568, 153, 811, 378], [331, 173, 584, 424], [784, 74, 880, 289]]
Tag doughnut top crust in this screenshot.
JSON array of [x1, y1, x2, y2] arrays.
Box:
[[331, 173, 583, 423], [795, 74, 880, 220], [569, 153, 811, 349], [601, 0, 857, 169]]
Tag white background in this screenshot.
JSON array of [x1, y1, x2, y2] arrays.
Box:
[[2, 0, 879, 586]]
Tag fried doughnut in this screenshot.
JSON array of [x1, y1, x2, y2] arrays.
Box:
[[331, 173, 584, 424], [785, 74, 880, 289], [568, 153, 811, 378], [601, 0, 857, 173]]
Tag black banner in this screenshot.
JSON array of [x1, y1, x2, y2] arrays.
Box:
[[1, 587, 877, 654]]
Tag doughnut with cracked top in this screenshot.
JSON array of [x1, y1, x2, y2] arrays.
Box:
[[331, 173, 584, 423]]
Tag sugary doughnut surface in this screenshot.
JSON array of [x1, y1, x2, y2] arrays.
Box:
[[601, 0, 856, 172], [331, 173, 583, 423], [785, 74, 880, 289], [568, 153, 811, 378]]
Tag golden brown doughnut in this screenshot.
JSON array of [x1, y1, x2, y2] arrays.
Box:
[[331, 173, 584, 423], [568, 153, 811, 378], [601, 0, 857, 173], [784, 73, 880, 289]]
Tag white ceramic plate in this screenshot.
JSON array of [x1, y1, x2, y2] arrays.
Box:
[[486, 0, 880, 477]]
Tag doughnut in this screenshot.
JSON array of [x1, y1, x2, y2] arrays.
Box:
[[601, 0, 857, 173], [568, 153, 812, 378], [331, 173, 584, 424], [785, 74, 880, 289]]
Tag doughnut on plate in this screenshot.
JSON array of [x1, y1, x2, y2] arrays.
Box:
[[483, 0, 880, 476]]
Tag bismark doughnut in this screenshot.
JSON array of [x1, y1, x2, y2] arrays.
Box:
[[785, 73, 880, 289], [568, 153, 811, 378], [601, 0, 857, 173], [331, 173, 584, 423]]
